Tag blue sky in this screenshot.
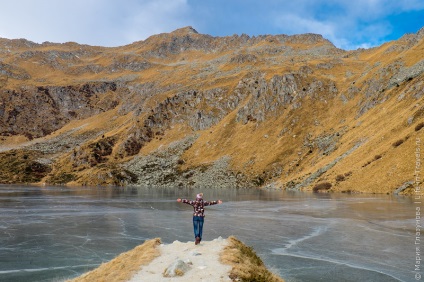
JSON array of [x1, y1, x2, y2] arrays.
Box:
[[0, 0, 423, 50]]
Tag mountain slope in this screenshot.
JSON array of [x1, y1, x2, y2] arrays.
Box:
[[0, 26, 423, 194]]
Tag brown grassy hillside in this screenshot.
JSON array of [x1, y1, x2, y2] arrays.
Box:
[[0, 26, 423, 194]]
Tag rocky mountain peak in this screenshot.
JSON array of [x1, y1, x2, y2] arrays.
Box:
[[170, 26, 199, 36], [417, 26, 424, 39]]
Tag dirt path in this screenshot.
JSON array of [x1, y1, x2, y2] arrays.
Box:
[[128, 237, 231, 281]]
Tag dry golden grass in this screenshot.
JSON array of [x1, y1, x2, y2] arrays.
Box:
[[2, 29, 423, 194], [220, 236, 284, 282], [67, 238, 161, 282]]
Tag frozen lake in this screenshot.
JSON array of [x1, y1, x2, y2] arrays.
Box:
[[0, 185, 419, 281]]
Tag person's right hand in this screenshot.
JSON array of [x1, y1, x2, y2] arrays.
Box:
[[177, 198, 182, 202]]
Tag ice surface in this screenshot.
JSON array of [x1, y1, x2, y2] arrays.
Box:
[[0, 185, 418, 282]]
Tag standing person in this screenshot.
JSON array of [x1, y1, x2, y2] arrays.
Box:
[[177, 193, 223, 245]]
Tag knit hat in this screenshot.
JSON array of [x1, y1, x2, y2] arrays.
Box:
[[196, 193, 203, 199]]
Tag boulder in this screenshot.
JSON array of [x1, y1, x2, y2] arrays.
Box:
[[163, 259, 192, 277]]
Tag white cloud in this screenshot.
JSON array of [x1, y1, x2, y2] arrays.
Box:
[[274, 14, 337, 40], [0, 0, 192, 46], [122, 0, 192, 44], [0, 0, 102, 44], [271, 0, 424, 49]]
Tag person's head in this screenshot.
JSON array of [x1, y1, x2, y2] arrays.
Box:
[[196, 193, 203, 200]]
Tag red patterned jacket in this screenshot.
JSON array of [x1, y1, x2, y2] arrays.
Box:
[[181, 198, 218, 217]]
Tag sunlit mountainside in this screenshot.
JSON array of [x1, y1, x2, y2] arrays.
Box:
[[0, 26, 423, 194]]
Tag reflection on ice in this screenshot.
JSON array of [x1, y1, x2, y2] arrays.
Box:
[[0, 185, 418, 282]]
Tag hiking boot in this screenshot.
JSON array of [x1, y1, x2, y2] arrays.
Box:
[[195, 237, 200, 245]]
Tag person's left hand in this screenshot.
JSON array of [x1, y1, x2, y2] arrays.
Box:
[[218, 200, 223, 204], [177, 198, 182, 202]]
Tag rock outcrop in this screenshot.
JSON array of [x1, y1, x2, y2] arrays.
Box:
[[0, 82, 121, 138], [163, 259, 192, 277]]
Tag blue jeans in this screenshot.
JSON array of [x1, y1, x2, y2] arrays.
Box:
[[193, 216, 204, 240]]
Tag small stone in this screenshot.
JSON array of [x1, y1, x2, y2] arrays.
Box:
[[163, 259, 191, 277], [185, 259, 193, 265]]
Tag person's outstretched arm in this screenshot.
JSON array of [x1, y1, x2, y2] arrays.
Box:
[[204, 200, 223, 206], [177, 198, 195, 206]]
